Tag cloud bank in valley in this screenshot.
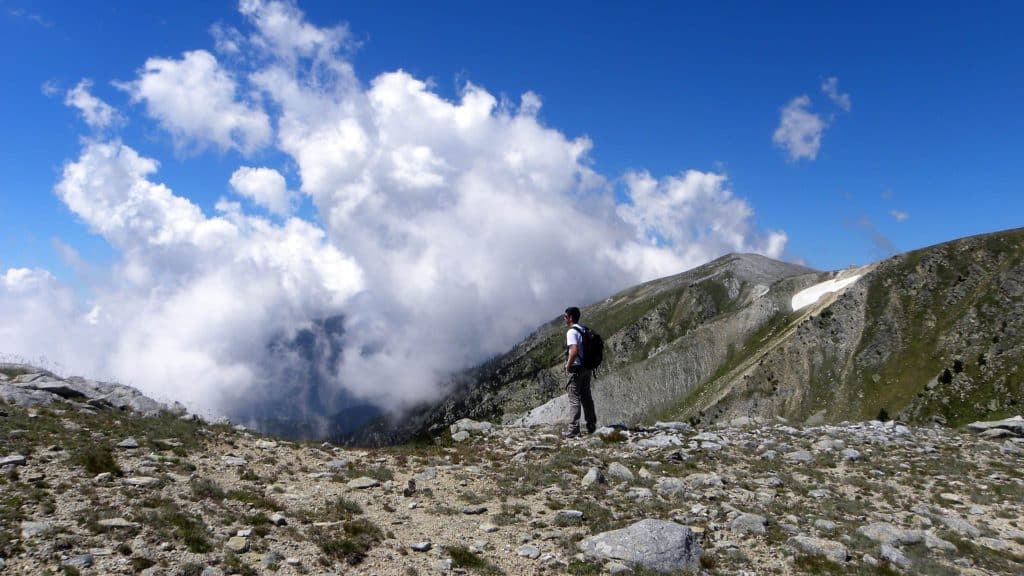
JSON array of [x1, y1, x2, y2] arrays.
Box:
[[1, 0, 787, 421]]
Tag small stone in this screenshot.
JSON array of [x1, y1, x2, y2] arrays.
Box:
[[20, 521, 52, 538], [327, 459, 350, 471], [840, 448, 861, 461], [607, 462, 634, 482], [582, 467, 605, 486], [63, 554, 94, 569], [556, 510, 585, 525], [261, 552, 284, 568], [653, 421, 694, 433], [462, 505, 488, 515], [518, 545, 542, 559], [731, 513, 767, 535], [480, 523, 499, 533], [415, 468, 437, 482], [347, 477, 380, 489], [411, 541, 432, 552], [451, 430, 471, 442], [636, 434, 684, 449], [123, 476, 160, 488], [787, 536, 848, 563], [225, 536, 249, 553], [117, 437, 139, 449], [433, 558, 452, 571], [784, 450, 814, 463], [237, 529, 252, 537], [255, 440, 278, 449], [285, 557, 301, 566], [221, 456, 247, 466], [270, 513, 287, 526], [0, 454, 26, 467], [879, 544, 912, 569], [97, 518, 140, 530], [814, 519, 837, 533]]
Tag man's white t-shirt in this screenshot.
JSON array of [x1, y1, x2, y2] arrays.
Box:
[[566, 324, 583, 367]]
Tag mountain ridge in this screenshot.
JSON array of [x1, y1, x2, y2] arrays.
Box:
[[343, 227, 1024, 446]]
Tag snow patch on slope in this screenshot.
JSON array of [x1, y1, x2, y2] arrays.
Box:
[[791, 274, 862, 312]]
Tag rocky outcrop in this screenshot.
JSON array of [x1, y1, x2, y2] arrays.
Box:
[[0, 363, 184, 416]]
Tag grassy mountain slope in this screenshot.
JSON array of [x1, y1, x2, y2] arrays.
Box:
[[344, 253, 818, 444], [674, 227, 1024, 427]]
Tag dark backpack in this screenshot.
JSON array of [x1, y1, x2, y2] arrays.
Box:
[[571, 325, 604, 370]]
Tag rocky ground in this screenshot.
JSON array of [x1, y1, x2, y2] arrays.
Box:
[[2, 366, 1024, 575]]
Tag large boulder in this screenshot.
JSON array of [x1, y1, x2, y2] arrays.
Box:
[[967, 416, 1024, 437], [0, 384, 60, 407], [578, 519, 702, 573]]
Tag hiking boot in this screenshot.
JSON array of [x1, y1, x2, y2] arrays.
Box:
[[561, 430, 580, 439]]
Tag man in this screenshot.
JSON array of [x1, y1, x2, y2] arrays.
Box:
[[563, 306, 597, 437]]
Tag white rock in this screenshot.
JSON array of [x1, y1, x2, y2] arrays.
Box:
[[123, 476, 160, 488], [518, 545, 542, 559], [347, 477, 380, 489]]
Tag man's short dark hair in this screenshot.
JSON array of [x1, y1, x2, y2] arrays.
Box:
[[564, 307, 581, 322]]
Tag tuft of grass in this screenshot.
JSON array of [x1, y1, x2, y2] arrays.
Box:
[[328, 495, 363, 518], [309, 518, 384, 566], [566, 560, 602, 575], [223, 553, 258, 576], [72, 445, 123, 476], [447, 545, 505, 575], [492, 501, 530, 526], [130, 558, 156, 572], [139, 503, 211, 553], [189, 477, 225, 501], [347, 465, 394, 482], [227, 488, 280, 511]]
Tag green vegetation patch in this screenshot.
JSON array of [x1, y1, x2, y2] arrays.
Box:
[[189, 477, 226, 501], [226, 488, 280, 511], [72, 445, 123, 476], [138, 503, 212, 553], [447, 544, 505, 575], [309, 517, 384, 566]]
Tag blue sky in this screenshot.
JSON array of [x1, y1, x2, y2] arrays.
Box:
[[0, 0, 1021, 410], [4, 1, 1021, 275]]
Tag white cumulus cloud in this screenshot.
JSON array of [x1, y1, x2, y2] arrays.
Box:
[[773, 95, 826, 161], [617, 170, 787, 275], [230, 166, 296, 216], [5, 0, 790, 420], [65, 80, 123, 130], [118, 50, 272, 154]]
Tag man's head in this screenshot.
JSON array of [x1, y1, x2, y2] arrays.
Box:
[[564, 306, 581, 324]]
